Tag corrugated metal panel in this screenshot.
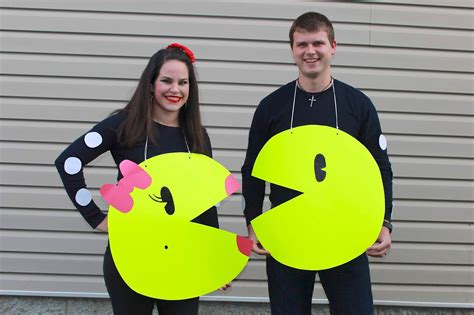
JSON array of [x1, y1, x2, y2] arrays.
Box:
[[1, 166, 473, 203], [2, 54, 473, 93], [0, 9, 371, 45], [2, 78, 473, 116], [0, 0, 473, 308], [2, 122, 473, 159], [371, 5, 473, 29], [3, 143, 473, 180], [3, 208, 474, 244], [2, 274, 474, 304], [2, 253, 473, 287], [358, 0, 474, 9], [2, 89, 472, 115], [0, 0, 372, 22], [3, 32, 473, 72], [370, 25, 473, 51], [1, 189, 473, 223], [2, 109, 474, 139]]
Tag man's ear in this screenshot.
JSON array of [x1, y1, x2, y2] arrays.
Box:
[[331, 40, 337, 55]]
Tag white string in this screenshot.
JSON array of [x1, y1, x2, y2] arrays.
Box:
[[143, 128, 191, 162], [290, 80, 298, 131], [290, 77, 339, 132], [144, 135, 149, 161], [332, 78, 339, 132], [182, 129, 191, 154]]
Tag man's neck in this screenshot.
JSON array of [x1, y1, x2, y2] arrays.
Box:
[[298, 73, 332, 93]]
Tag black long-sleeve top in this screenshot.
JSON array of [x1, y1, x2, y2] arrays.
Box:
[[241, 79, 393, 225], [55, 111, 218, 229]]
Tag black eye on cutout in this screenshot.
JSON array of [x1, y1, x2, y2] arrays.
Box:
[[148, 186, 175, 215], [160, 186, 175, 215], [314, 153, 326, 182]]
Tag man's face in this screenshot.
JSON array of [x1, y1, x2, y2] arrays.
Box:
[[291, 30, 336, 79]]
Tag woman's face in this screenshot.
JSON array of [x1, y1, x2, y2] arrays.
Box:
[[152, 59, 189, 121]]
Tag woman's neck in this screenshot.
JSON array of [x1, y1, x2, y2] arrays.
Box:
[[154, 118, 179, 127], [153, 109, 179, 127]]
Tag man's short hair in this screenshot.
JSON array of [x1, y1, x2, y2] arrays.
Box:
[[289, 12, 335, 47]]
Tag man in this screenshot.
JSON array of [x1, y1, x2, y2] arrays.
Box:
[[241, 12, 393, 314]]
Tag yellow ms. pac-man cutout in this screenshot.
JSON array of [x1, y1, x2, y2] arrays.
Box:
[[100, 153, 252, 300], [251, 125, 384, 270]]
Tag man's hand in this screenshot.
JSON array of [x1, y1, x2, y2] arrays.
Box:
[[96, 216, 108, 232], [247, 224, 270, 255], [366, 226, 391, 257]]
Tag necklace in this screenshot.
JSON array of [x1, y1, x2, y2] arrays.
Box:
[[290, 76, 339, 132], [297, 77, 334, 108]]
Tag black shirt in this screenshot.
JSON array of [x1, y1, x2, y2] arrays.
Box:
[[241, 79, 393, 225], [55, 111, 218, 229]]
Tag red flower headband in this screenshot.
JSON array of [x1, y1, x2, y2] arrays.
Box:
[[167, 43, 195, 63]]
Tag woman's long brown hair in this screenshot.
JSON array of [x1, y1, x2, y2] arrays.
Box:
[[116, 47, 208, 154]]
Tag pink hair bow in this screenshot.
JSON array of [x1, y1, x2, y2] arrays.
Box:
[[100, 160, 152, 213]]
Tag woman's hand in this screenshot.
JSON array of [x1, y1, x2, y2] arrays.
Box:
[[219, 283, 232, 291], [96, 216, 108, 232]]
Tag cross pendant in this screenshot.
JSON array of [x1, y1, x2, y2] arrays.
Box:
[[309, 95, 316, 107]]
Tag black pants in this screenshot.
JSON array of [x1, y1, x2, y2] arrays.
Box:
[[266, 253, 373, 315], [103, 246, 199, 315]]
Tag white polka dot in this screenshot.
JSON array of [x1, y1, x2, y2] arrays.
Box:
[[379, 134, 387, 150], [84, 132, 102, 148], [75, 188, 92, 206], [241, 196, 246, 211], [64, 157, 82, 175]]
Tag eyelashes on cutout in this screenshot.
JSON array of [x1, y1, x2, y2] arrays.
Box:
[[149, 186, 175, 215]]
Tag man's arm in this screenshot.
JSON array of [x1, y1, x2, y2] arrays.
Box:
[[358, 97, 394, 257], [241, 101, 271, 254]]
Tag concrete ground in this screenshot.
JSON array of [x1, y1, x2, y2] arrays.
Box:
[[0, 296, 472, 315]]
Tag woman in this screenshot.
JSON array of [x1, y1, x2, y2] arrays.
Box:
[[55, 43, 218, 314]]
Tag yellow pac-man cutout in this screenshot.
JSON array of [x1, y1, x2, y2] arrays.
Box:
[[251, 125, 384, 270], [103, 153, 252, 300]]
